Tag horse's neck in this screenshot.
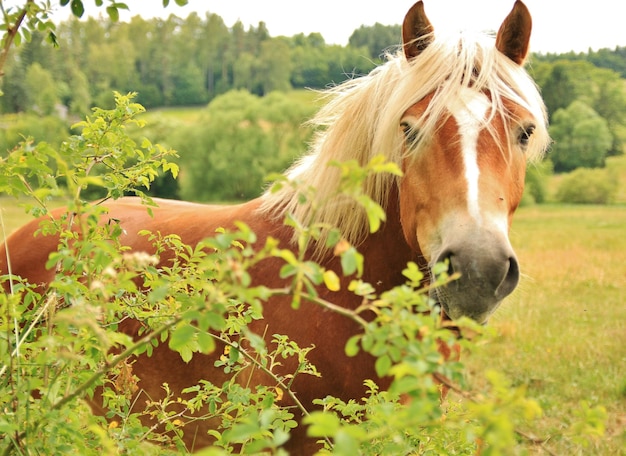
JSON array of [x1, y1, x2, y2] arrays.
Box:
[[248, 191, 421, 294], [334, 188, 423, 294]]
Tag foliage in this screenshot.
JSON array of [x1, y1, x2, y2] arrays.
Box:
[[549, 101, 613, 172], [348, 23, 401, 60], [0, 9, 376, 115], [555, 167, 619, 204], [171, 90, 317, 202], [522, 159, 553, 205], [0, 112, 68, 154], [530, 59, 626, 156]]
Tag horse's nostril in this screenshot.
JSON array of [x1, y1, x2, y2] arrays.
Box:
[[435, 250, 456, 277], [496, 256, 520, 300]]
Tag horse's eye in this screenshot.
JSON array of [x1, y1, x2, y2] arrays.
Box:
[[518, 124, 535, 148], [401, 121, 420, 146]]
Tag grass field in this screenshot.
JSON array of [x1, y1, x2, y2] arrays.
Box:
[[464, 204, 626, 455]]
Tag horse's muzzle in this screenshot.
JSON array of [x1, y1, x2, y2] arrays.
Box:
[[431, 235, 520, 324]]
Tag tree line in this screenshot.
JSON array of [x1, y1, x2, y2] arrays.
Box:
[[1, 11, 625, 201], [0, 12, 392, 115]]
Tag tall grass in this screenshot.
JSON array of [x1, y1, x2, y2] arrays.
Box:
[[464, 205, 626, 454]]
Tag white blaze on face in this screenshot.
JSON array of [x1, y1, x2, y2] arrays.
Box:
[[447, 88, 490, 225]]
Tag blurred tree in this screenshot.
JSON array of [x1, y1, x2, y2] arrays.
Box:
[[549, 101, 612, 172], [257, 38, 292, 94], [348, 23, 401, 59], [172, 90, 315, 202], [533, 59, 626, 155], [25, 62, 58, 115]]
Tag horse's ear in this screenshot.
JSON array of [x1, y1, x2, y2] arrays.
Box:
[[496, 0, 532, 65], [402, 1, 434, 60]]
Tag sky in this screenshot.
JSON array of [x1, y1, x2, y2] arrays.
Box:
[[51, 0, 626, 55]]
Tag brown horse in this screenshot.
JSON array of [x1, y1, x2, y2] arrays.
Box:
[[0, 1, 549, 453]]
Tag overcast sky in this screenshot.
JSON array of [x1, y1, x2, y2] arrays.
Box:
[[52, 0, 625, 54]]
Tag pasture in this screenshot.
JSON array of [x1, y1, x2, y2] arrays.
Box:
[[464, 204, 626, 454]]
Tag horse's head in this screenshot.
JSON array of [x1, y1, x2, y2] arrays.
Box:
[[398, 1, 547, 323]]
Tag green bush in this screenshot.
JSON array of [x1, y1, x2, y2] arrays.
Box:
[[522, 159, 553, 205], [0, 113, 68, 153], [555, 167, 619, 204]]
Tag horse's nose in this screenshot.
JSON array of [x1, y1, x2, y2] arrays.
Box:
[[433, 242, 519, 322], [494, 255, 519, 301]]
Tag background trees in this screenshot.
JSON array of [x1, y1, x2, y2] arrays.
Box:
[[0, 13, 378, 116], [170, 90, 317, 201], [0, 9, 625, 205], [549, 101, 613, 172]]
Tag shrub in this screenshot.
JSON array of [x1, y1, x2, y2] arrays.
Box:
[[0, 113, 68, 153], [555, 167, 619, 204], [522, 159, 553, 205], [549, 101, 613, 172]]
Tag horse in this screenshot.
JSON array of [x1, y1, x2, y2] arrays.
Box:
[[0, 1, 549, 453]]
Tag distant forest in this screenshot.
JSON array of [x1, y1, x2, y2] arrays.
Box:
[[1, 11, 624, 116]]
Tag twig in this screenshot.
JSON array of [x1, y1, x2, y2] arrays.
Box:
[[0, 0, 33, 78], [3, 316, 181, 455], [432, 372, 557, 455]]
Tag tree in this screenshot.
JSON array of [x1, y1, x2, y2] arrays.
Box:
[[24, 62, 58, 115], [549, 101, 613, 172], [257, 38, 292, 94], [348, 23, 401, 60], [173, 90, 308, 201], [172, 61, 208, 105], [538, 60, 590, 119]]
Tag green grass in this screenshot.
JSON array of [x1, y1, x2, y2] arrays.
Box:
[[140, 105, 206, 125], [1, 199, 45, 239], [463, 204, 626, 455]]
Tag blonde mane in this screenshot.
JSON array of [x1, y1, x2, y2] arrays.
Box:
[[260, 31, 550, 253]]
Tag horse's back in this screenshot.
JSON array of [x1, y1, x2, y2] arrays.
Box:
[[0, 197, 269, 289]]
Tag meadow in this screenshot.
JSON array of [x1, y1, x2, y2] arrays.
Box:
[[464, 204, 626, 454]]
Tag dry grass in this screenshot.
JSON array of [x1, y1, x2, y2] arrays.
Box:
[[464, 205, 626, 455]]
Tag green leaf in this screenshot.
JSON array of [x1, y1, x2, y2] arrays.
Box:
[[71, 0, 85, 17], [106, 6, 119, 21], [175, 0, 189, 6], [168, 324, 196, 362], [402, 261, 424, 285], [345, 335, 361, 357], [21, 27, 31, 43], [325, 228, 341, 248], [196, 331, 215, 354], [340, 246, 363, 277], [357, 195, 386, 233], [304, 411, 341, 437], [375, 354, 392, 377]]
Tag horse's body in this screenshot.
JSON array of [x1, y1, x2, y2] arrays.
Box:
[[0, 1, 549, 453]]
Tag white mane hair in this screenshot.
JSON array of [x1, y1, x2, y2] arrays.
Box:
[[260, 30, 550, 254]]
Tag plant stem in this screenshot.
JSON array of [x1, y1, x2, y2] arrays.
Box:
[[0, 0, 32, 78]]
